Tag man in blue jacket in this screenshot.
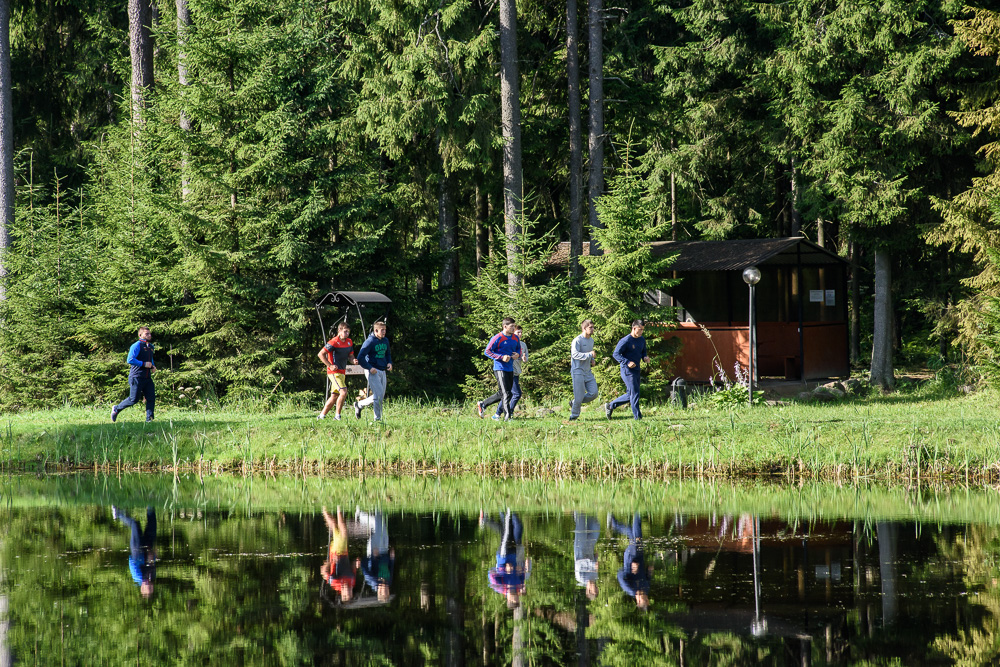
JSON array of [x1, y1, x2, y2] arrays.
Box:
[[111, 505, 157, 599], [476, 317, 521, 421], [606, 320, 651, 420], [111, 326, 157, 423], [354, 320, 393, 421], [608, 511, 652, 609]]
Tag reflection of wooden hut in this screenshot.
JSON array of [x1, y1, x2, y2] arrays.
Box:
[[548, 237, 849, 382]]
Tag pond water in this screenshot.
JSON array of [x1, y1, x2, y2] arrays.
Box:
[[0, 474, 998, 665]]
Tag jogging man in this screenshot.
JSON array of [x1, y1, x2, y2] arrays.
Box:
[[318, 321, 356, 420], [481, 508, 531, 608], [476, 318, 521, 421], [569, 319, 599, 420], [608, 512, 652, 609], [354, 321, 392, 421], [111, 505, 157, 598], [606, 320, 650, 420], [321, 506, 356, 603], [111, 326, 157, 423], [495, 324, 528, 420]]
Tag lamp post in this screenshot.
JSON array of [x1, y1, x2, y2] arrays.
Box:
[[742, 266, 761, 408]]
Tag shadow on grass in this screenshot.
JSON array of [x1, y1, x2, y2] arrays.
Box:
[[792, 387, 970, 409]]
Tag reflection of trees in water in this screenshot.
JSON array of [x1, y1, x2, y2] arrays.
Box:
[[0, 505, 998, 665], [930, 525, 1000, 665]]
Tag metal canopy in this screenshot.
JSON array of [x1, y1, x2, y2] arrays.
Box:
[[314, 290, 392, 388], [315, 291, 392, 308]]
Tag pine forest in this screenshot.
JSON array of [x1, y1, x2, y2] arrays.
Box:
[[4, 0, 1000, 408]]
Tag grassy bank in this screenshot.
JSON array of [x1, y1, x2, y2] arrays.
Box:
[[5, 472, 1000, 525], [4, 386, 1000, 482]]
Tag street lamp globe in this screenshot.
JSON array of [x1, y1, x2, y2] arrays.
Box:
[[743, 265, 761, 286]]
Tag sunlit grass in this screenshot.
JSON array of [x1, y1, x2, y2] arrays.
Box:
[[3, 386, 1000, 481]]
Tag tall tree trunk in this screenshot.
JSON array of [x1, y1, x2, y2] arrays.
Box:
[[512, 604, 526, 667], [877, 522, 898, 626], [438, 165, 459, 307], [0, 0, 11, 302], [177, 0, 192, 200], [816, 217, 825, 248], [790, 156, 801, 236], [329, 156, 340, 244], [870, 248, 894, 389], [475, 183, 488, 275], [445, 544, 465, 667], [575, 593, 590, 666], [670, 139, 678, 241], [587, 0, 604, 254], [849, 240, 860, 364], [481, 596, 494, 664], [151, 1, 161, 59], [567, 0, 583, 280], [778, 175, 789, 236], [129, 0, 154, 125], [500, 0, 523, 289]]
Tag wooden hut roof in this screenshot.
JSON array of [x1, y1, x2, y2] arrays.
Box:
[[547, 237, 846, 271]]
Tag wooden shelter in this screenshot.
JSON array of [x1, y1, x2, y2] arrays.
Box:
[[549, 237, 849, 382]]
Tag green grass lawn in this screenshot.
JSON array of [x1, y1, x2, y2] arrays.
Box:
[[3, 385, 1000, 481]]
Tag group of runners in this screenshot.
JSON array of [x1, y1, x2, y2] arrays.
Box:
[[109, 317, 652, 423], [316, 319, 392, 421], [473, 316, 652, 422], [322, 504, 650, 610]]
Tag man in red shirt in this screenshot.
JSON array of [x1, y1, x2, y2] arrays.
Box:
[[320, 506, 356, 603], [318, 322, 357, 420]]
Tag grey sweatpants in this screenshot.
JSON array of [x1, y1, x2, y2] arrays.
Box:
[[570, 371, 599, 418], [359, 368, 387, 420], [356, 509, 389, 557]]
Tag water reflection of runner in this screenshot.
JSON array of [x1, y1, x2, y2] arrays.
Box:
[[111, 506, 157, 598], [356, 508, 395, 603], [608, 512, 652, 609], [573, 512, 600, 600], [481, 509, 531, 608], [321, 506, 356, 603]]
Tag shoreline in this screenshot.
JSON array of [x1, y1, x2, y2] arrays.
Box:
[[3, 471, 999, 525], [3, 390, 1000, 483]]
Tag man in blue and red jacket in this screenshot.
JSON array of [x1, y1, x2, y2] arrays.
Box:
[[475, 317, 521, 421], [111, 326, 157, 423]]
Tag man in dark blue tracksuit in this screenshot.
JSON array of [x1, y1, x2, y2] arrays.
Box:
[[111, 326, 157, 422], [111, 505, 157, 598], [606, 320, 651, 420], [608, 511, 652, 609]]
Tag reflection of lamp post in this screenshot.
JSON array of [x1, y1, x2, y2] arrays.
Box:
[[742, 266, 761, 408], [750, 514, 767, 637]]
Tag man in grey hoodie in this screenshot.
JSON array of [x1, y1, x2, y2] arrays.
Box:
[[569, 320, 599, 420]]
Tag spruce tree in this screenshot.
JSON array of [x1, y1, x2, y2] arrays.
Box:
[[652, 0, 776, 238], [461, 213, 581, 403], [76, 119, 182, 395], [581, 154, 678, 396], [337, 0, 498, 299], [927, 5, 1000, 356], [0, 168, 100, 408], [0, 0, 10, 300]]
